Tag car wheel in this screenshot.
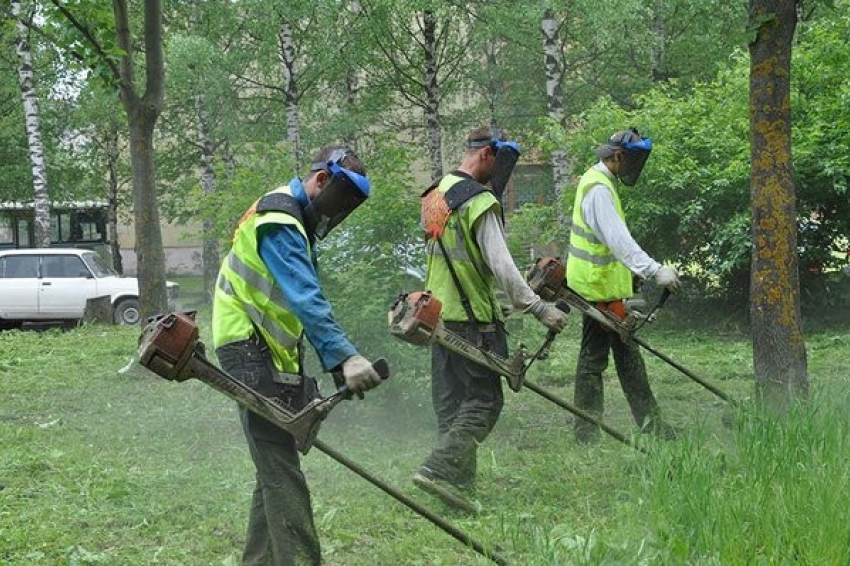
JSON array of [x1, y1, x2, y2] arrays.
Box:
[[113, 298, 141, 325]]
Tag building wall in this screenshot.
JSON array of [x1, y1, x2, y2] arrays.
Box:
[[116, 220, 203, 276]]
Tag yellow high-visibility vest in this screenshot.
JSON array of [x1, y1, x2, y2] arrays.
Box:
[[566, 168, 633, 301], [212, 184, 308, 372], [425, 174, 503, 323]]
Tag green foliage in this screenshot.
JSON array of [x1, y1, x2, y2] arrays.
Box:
[[534, 6, 850, 298]]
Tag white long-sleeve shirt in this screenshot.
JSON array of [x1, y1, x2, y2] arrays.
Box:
[[580, 162, 661, 279], [474, 209, 543, 315]]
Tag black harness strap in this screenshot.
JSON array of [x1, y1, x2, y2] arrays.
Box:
[[436, 237, 480, 324], [443, 179, 487, 211], [257, 192, 305, 224], [432, 178, 498, 326], [256, 191, 314, 244]]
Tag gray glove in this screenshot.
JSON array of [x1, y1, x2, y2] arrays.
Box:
[[654, 266, 682, 293], [342, 354, 381, 396], [533, 301, 568, 333]]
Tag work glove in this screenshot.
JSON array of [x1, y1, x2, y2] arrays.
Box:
[[341, 354, 382, 397], [654, 266, 682, 293], [533, 301, 569, 333]]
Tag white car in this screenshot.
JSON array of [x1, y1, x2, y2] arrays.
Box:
[[0, 248, 179, 327]]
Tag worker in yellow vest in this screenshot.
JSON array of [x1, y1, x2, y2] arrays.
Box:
[[414, 126, 569, 511], [566, 128, 681, 444], [213, 145, 382, 565]]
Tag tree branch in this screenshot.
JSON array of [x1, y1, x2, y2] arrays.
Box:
[[48, 0, 122, 82]]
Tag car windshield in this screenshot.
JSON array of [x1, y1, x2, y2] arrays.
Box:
[[82, 252, 118, 278]]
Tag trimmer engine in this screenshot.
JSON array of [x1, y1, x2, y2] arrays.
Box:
[[388, 291, 442, 345]]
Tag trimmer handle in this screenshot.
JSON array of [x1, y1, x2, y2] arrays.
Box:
[[658, 288, 672, 308], [331, 357, 391, 399]]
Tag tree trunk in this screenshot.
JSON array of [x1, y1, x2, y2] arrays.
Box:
[[486, 41, 500, 129], [12, 1, 51, 248], [541, 9, 569, 222], [748, 0, 808, 411], [114, 0, 168, 320], [422, 10, 442, 181], [105, 126, 123, 274], [127, 113, 168, 317], [650, 0, 668, 82], [197, 98, 219, 305], [278, 20, 301, 174], [344, 1, 361, 151]]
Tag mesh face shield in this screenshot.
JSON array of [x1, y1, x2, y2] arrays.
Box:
[[304, 150, 371, 240], [596, 129, 653, 186], [618, 137, 652, 186], [467, 127, 521, 200]]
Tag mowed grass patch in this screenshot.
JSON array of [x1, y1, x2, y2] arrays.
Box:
[[1, 312, 848, 565]]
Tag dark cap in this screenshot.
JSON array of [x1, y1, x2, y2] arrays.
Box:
[[595, 128, 643, 159]]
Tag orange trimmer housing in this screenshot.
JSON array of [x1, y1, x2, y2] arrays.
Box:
[[388, 291, 443, 346]]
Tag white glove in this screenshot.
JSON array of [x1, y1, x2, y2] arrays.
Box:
[[342, 354, 381, 395], [654, 266, 682, 293], [533, 301, 569, 333]]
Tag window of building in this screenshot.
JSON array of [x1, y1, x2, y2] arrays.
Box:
[[0, 217, 13, 245]]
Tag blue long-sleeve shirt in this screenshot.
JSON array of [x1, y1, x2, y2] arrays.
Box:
[[258, 179, 357, 371]]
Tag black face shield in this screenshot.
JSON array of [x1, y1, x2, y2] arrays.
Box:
[[618, 142, 651, 186], [596, 128, 653, 186], [467, 127, 521, 200], [304, 150, 371, 240]]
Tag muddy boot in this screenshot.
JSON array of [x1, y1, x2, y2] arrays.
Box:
[[413, 468, 480, 515], [641, 417, 680, 440]]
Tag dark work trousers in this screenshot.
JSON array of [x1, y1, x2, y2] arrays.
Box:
[[217, 340, 321, 566], [573, 314, 661, 443], [421, 323, 506, 488]]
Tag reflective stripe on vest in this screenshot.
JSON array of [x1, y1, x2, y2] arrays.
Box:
[[424, 174, 503, 323], [212, 184, 308, 372], [566, 168, 633, 301]]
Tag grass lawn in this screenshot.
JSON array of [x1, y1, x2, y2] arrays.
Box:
[[2, 279, 849, 565]]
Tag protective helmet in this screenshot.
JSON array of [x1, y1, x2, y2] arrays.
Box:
[[595, 127, 652, 186]]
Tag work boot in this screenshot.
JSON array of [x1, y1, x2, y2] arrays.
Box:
[[413, 468, 480, 514], [640, 418, 680, 441], [574, 420, 602, 445]]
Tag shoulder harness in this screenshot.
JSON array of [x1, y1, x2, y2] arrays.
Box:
[[256, 192, 305, 225]]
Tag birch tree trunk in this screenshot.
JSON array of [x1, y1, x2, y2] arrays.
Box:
[[278, 20, 301, 173], [105, 127, 124, 274], [422, 10, 442, 181], [344, 0, 361, 151], [197, 99, 219, 304], [650, 0, 668, 82], [12, 0, 51, 248], [748, 0, 808, 411], [486, 41, 499, 129], [541, 9, 569, 222]]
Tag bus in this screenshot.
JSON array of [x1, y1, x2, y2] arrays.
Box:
[[0, 201, 109, 251]]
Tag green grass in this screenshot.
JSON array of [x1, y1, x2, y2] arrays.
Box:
[[1, 287, 849, 565]]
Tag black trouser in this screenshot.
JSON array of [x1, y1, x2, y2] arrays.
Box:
[[421, 323, 506, 488], [217, 340, 321, 566], [573, 315, 661, 442]]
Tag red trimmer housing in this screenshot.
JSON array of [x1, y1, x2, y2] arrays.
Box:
[[138, 311, 199, 381], [526, 257, 566, 302], [388, 291, 442, 346]]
